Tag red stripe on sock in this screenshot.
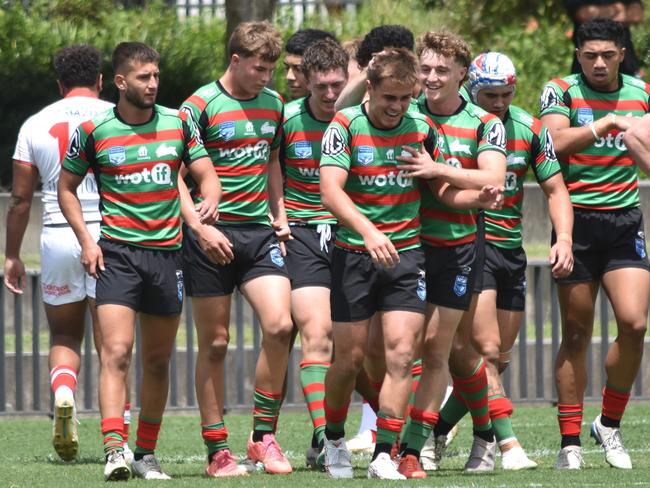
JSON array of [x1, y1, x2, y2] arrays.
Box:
[[488, 396, 513, 419], [303, 383, 325, 395], [202, 426, 228, 442], [324, 399, 350, 424], [411, 363, 423, 376], [557, 403, 583, 436], [102, 417, 125, 435], [136, 419, 161, 451], [411, 408, 439, 426], [377, 415, 404, 433], [308, 399, 324, 411], [299, 360, 331, 368], [602, 386, 631, 421], [50, 365, 77, 392], [254, 387, 283, 400], [452, 361, 486, 386]]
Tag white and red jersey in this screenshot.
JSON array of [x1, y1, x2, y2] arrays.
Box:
[[12, 90, 113, 225]]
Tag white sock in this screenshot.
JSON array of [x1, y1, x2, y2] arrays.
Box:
[[358, 402, 377, 434]]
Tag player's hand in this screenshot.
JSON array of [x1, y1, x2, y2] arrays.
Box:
[[3, 257, 26, 294], [272, 219, 293, 256], [363, 228, 400, 268], [80, 241, 104, 279], [612, 114, 638, 132], [549, 240, 573, 279], [478, 185, 504, 210], [196, 225, 234, 266], [195, 197, 219, 226], [396, 144, 439, 180]]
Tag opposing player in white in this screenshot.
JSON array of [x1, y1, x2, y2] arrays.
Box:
[[3, 44, 117, 462]]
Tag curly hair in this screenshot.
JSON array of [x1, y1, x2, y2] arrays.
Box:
[[367, 48, 419, 89], [356, 25, 414, 68], [576, 17, 626, 48], [228, 21, 282, 62], [285, 28, 337, 56], [53, 44, 102, 90], [300, 39, 349, 79], [416, 31, 472, 69]]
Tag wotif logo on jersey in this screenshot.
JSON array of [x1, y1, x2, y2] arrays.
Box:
[[593, 132, 626, 151], [357, 146, 374, 166], [358, 169, 413, 188], [218, 140, 270, 160], [294, 141, 312, 159], [108, 146, 127, 166], [114, 163, 173, 186], [577, 108, 594, 126]]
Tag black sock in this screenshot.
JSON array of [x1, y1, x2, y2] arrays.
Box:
[[561, 435, 581, 448], [311, 431, 319, 448], [252, 430, 268, 443], [600, 415, 621, 428], [434, 418, 454, 437], [133, 452, 146, 461], [325, 427, 344, 441], [371, 442, 392, 461], [404, 447, 420, 459], [473, 428, 495, 443]]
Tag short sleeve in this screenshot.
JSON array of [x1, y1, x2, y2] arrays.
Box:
[[320, 115, 351, 171]]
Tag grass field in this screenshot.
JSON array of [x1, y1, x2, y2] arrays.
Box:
[[2, 403, 650, 487]]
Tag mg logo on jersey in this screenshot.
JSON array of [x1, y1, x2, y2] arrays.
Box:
[[357, 146, 374, 166], [486, 123, 506, 149], [322, 126, 345, 156], [137, 146, 149, 160], [294, 141, 312, 159], [577, 108, 594, 126], [540, 86, 560, 112], [219, 121, 236, 141], [545, 133, 558, 162], [449, 139, 471, 155], [218, 140, 270, 160], [114, 163, 173, 186], [358, 170, 413, 188], [593, 132, 626, 151], [108, 146, 127, 166], [156, 144, 179, 158], [261, 122, 276, 136]]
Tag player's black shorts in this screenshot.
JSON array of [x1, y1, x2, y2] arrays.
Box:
[[423, 241, 477, 311], [182, 223, 289, 296], [477, 243, 527, 311], [473, 211, 486, 292], [330, 247, 426, 322], [554, 207, 650, 284], [96, 239, 184, 316], [285, 223, 336, 290]]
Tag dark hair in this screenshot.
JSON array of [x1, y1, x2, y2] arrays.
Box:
[[356, 25, 414, 68], [53, 44, 102, 90], [575, 17, 626, 48], [285, 28, 337, 56], [228, 21, 282, 62], [112, 42, 160, 74], [301, 39, 349, 79]]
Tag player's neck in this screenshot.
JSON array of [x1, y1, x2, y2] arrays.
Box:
[[63, 87, 99, 99], [426, 93, 462, 116], [116, 100, 154, 125], [307, 95, 334, 122], [219, 71, 258, 100]]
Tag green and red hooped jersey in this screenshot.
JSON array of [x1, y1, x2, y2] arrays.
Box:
[[540, 73, 650, 210], [62, 105, 207, 250], [180, 81, 283, 225], [484, 105, 561, 249], [281, 97, 336, 224], [415, 95, 507, 247], [320, 104, 442, 252]]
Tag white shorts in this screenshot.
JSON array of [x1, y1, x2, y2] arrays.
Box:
[[40, 223, 100, 306]]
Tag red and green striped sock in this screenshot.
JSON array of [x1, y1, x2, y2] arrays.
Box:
[[453, 359, 493, 438], [489, 395, 515, 444], [324, 398, 350, 440], [374, 412, 403, 459], [101, 417, 125, 455], [402, 408, 439, 456], [134, 416, 161, 458], [253, 387, 282, 437], [438, 385, 469, 432], [601, 384, 631, 428], [400, 360, 423, 440], [202, 421, 229, 457], [300, 361, 329, 444]]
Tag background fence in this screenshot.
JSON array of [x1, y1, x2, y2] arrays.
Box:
[[1, 260, 648, 415]]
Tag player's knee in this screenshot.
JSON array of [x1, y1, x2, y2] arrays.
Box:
[[263, 317, 294, 345], [561, 326, 591, 352], [618, 318, 647, 342], [101, 343, 132, 372], [142, 352, 171, 377], [204, 334, 229, 362], [480, 342, 501, 367]]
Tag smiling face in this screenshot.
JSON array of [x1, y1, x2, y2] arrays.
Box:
[[419, 50, 467, 108], [231, 54, 277, 98], [577, 40, 624, 91], [475, 85, 515, 120], [366, 77, 414, 130], [116, 61, 159, 109], [306, 67, 348, 120]]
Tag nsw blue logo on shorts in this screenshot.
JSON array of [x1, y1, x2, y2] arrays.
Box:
[[175, 269, 184, 302], [269, 244, 285, 267], [636, 236, 647, 259], [417, 271, 426, 301], [453, 275, 468, 297]]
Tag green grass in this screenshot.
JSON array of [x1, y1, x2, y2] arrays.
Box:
[[1, 404, 650, 486]]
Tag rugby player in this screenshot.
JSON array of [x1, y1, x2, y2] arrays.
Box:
[[540, 17, 650, 470], [179, 21, 294, 476], [4, 44, 114, 463], [284, 28, 337, 100], [58, 42, 220, 481]]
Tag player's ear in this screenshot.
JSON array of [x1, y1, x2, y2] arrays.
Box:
[[56, 80, 65, 97], [97, 74, 103, 93]]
